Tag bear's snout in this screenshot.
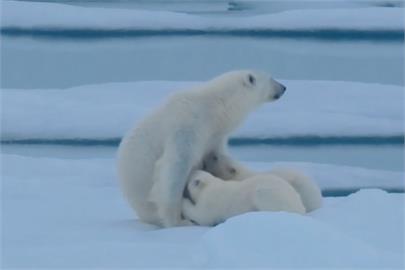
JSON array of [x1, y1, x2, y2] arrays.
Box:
[[273, 84, 286, 100]]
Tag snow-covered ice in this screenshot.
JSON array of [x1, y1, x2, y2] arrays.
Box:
[[2, 1, 404, 32], [1, 1, 404, 267], [2, 80, 403, 141], [2, 154, 404, 268], [202, 202, 403, 268]]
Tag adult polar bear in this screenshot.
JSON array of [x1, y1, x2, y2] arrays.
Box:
[[117, 70, 286, 227]]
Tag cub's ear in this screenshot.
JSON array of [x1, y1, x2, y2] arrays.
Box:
[[243, 73, 256, 87], [192, 178, 207, 188]]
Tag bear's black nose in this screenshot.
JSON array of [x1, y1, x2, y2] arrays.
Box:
[[281, 84, 287, 92]]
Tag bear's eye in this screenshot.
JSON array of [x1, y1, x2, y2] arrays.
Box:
[[193, 179, 201, 187], [229, 167, 237, 175], [248, 74, 256, 85]]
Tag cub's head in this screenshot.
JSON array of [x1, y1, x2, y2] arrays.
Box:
[[186, 170, 217, 202]]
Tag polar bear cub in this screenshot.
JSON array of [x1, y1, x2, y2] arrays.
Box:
[[182, 170, 306, 226], [202, 153, 322, 213]]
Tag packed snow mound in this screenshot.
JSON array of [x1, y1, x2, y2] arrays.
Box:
[[312, 189, 405, 254], [2, 1, 404, 31], [202, 194, 404, 268], [1, 80, 403, 140], [3, 152, 404, 268]]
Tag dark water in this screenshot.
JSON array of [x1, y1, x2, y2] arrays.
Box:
[[2, 136, 404, 146], [2, 0, 404, 88], [2, 143, 404, 196], [322, 188, 404, 197], [10, 0, 405, 15], [2, 141, 404, 171], [1, 35, 403, 89]]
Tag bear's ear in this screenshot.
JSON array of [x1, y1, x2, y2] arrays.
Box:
[[243, 73, 256, 87]]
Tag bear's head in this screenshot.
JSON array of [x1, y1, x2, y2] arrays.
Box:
[[240, 70, 286, 102], [210, 70, 286, 103], [205, 70, 286, 130]]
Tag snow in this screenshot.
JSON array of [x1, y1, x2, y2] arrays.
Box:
[[2, 153, 404, 268], [2, 1, 404, 31], [2, 80, 403, 140]]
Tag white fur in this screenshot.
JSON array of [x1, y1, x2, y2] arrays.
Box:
[[182, 170, 305, 226], [117, 70, 286, 227]]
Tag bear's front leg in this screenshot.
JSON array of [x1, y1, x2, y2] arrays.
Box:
[[149, 133, 196, 227]]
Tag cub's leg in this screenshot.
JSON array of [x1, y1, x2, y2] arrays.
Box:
[[270, 168, 322, 212], [254, 176, 306, 214]]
